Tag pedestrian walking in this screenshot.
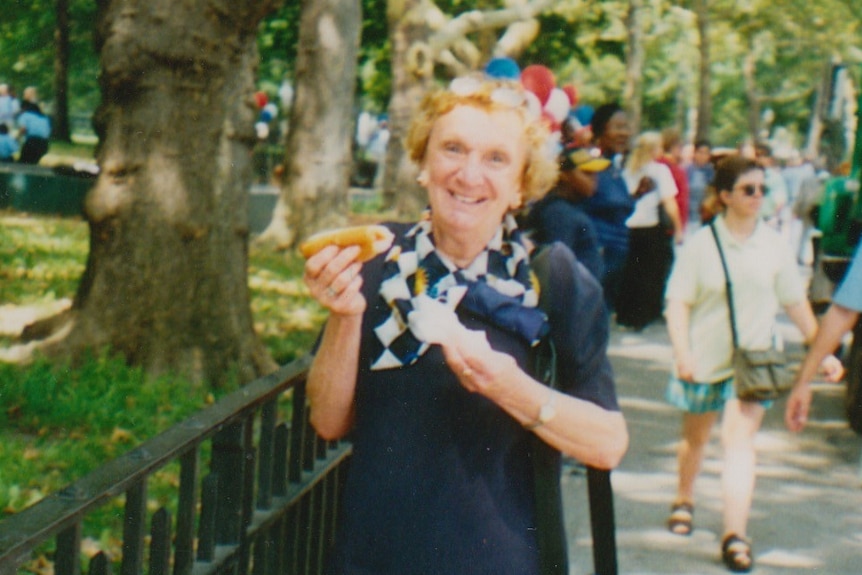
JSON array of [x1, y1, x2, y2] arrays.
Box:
[[663, 155, 840, 572]]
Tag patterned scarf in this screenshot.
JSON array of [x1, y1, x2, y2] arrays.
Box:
[[371, 211, 549, 371]]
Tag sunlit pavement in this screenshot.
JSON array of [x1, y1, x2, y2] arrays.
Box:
[[562, 317, 862, 574]]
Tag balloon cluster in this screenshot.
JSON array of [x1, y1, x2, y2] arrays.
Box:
[[483, 58, 595, 148], [484, 58, 577, 134], [254, 90, 279, 140]]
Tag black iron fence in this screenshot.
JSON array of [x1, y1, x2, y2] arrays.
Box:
[[0, 355, 351, 575]]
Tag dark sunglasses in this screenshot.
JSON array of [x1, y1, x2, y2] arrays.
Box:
[[737, 184, 769, 197]]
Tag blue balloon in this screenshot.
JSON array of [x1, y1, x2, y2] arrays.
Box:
[[572, 105, 595, 127], [484, 57, 521, 80]]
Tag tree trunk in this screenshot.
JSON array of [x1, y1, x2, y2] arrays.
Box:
[[31, 0, 280, 387], [624, 0, 644, 135], [695, 0, 711, 143], [381, 0, 434, 216], [53, 0, 71, 143], [258, 0, 362, 247], [743, 47, 760, 143]]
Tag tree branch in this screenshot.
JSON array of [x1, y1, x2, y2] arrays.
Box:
[[426, 0, 555, 55]]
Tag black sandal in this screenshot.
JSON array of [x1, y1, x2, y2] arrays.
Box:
[[721, 533, 753, 573], [667, 501, 694, 536]]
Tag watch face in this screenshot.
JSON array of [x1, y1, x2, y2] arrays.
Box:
[[539, 402, 557, 424]]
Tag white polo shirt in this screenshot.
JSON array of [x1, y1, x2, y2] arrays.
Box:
[[623, 161, 678, 228], [665, 215, 805, 383]]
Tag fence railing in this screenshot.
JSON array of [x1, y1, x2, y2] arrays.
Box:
[[0, 355, 351, 575]]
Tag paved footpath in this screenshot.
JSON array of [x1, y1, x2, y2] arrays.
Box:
[[562, 319, 862, 574]]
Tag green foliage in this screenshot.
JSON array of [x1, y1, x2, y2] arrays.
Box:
[[0, 0, 99, 115], [4, 0, 860, 151], [0, 213, 87, 309], [0, 210, 322, 543]]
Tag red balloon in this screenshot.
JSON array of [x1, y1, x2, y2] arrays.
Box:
[[562, 84, 579, 107], [254, 91, 268, 109], [521, 65, 555, 106]]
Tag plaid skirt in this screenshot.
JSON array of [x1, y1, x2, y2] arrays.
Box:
[[665, 376, 774, 414]]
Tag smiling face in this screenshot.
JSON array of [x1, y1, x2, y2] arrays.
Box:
[[598, 110, 631, 156], [420, 104, 528, 263]]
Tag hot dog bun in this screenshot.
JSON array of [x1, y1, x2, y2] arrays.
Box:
[[299, 225, 394, 262]]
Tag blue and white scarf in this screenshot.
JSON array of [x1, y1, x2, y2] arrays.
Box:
[[370, 211, 549, 370]]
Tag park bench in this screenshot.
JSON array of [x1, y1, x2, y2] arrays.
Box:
[[0, 355, 351, 575], [0, 163, 96, 217]]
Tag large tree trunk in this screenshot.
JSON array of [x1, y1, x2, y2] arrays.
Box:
[[381, 0, 434, 216], [27, 0, 280, 387], [624, 0, 644, 135], [694, 0, 711, 143], [258, 0, 362, 248], [53, 0, 71, 143]]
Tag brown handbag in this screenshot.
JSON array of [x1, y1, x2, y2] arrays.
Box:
[[710, 222, 793, 401]]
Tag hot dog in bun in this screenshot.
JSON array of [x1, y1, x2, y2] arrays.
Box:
[[299, 225, 394, 262]]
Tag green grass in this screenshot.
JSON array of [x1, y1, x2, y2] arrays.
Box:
[[0, 209, 327, 552]]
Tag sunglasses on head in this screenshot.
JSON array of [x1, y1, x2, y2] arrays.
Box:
[[448, 77, 541, 121], [737, 184, 769, 197]]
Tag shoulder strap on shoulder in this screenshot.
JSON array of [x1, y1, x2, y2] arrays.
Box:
[[529, 245, 556, 389]]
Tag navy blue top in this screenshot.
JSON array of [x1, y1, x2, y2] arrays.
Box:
[[579, 160, 634, 255], [324, 226, 619, 575], [527, 191, 604, 282]]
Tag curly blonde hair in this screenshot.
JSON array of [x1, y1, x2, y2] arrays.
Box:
[[404, 78, 559, 203]]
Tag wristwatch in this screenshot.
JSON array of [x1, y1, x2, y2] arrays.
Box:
[[524, 392, 557, 430]]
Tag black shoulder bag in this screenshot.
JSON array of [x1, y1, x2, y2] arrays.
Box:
[[530, 246, 618, 575], [709, 222, 792, 401]]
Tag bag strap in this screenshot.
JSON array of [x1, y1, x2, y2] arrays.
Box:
[[529, 245, 618, 575], [528, 245, 567, 575], [709, 220, 740, 349]]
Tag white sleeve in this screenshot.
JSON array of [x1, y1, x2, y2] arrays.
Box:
[[650, 162, 679, 199]]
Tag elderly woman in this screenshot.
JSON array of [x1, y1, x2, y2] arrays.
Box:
[[303, 77, 628, 575], [664, 155, 840, 573]]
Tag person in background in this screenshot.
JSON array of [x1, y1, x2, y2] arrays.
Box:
[[526, 116, 610, 281], [17, 87, 51, 165], [663, 155, 839, 573], [0, 124, 19, 162], [579, 103, 636, 310], [753, 142, 788, 233], [365, 116, 390, 189], [792, 163, 829, 265], [785, 243, 860, 432], [616, 131, 682, 331], [658, 127, 690, 233], [303, 76, 628, 575], [685, 139, 714, 231], [0, 84, 20, 131]]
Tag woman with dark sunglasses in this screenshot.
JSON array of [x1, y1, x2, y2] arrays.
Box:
[[661, 155, 840, 572]]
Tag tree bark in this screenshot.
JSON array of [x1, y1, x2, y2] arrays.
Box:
[[30, 0, 280, 387], [694, 0, 711, 143], [624, 0, 644, 135], [381, 0, 434, 215], [259, 0, 362, 247], [53, 0, 71, 143], [743, 46, 760, 142]]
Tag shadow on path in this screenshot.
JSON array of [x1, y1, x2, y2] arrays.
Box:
[[563, 320, 862, 575]]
